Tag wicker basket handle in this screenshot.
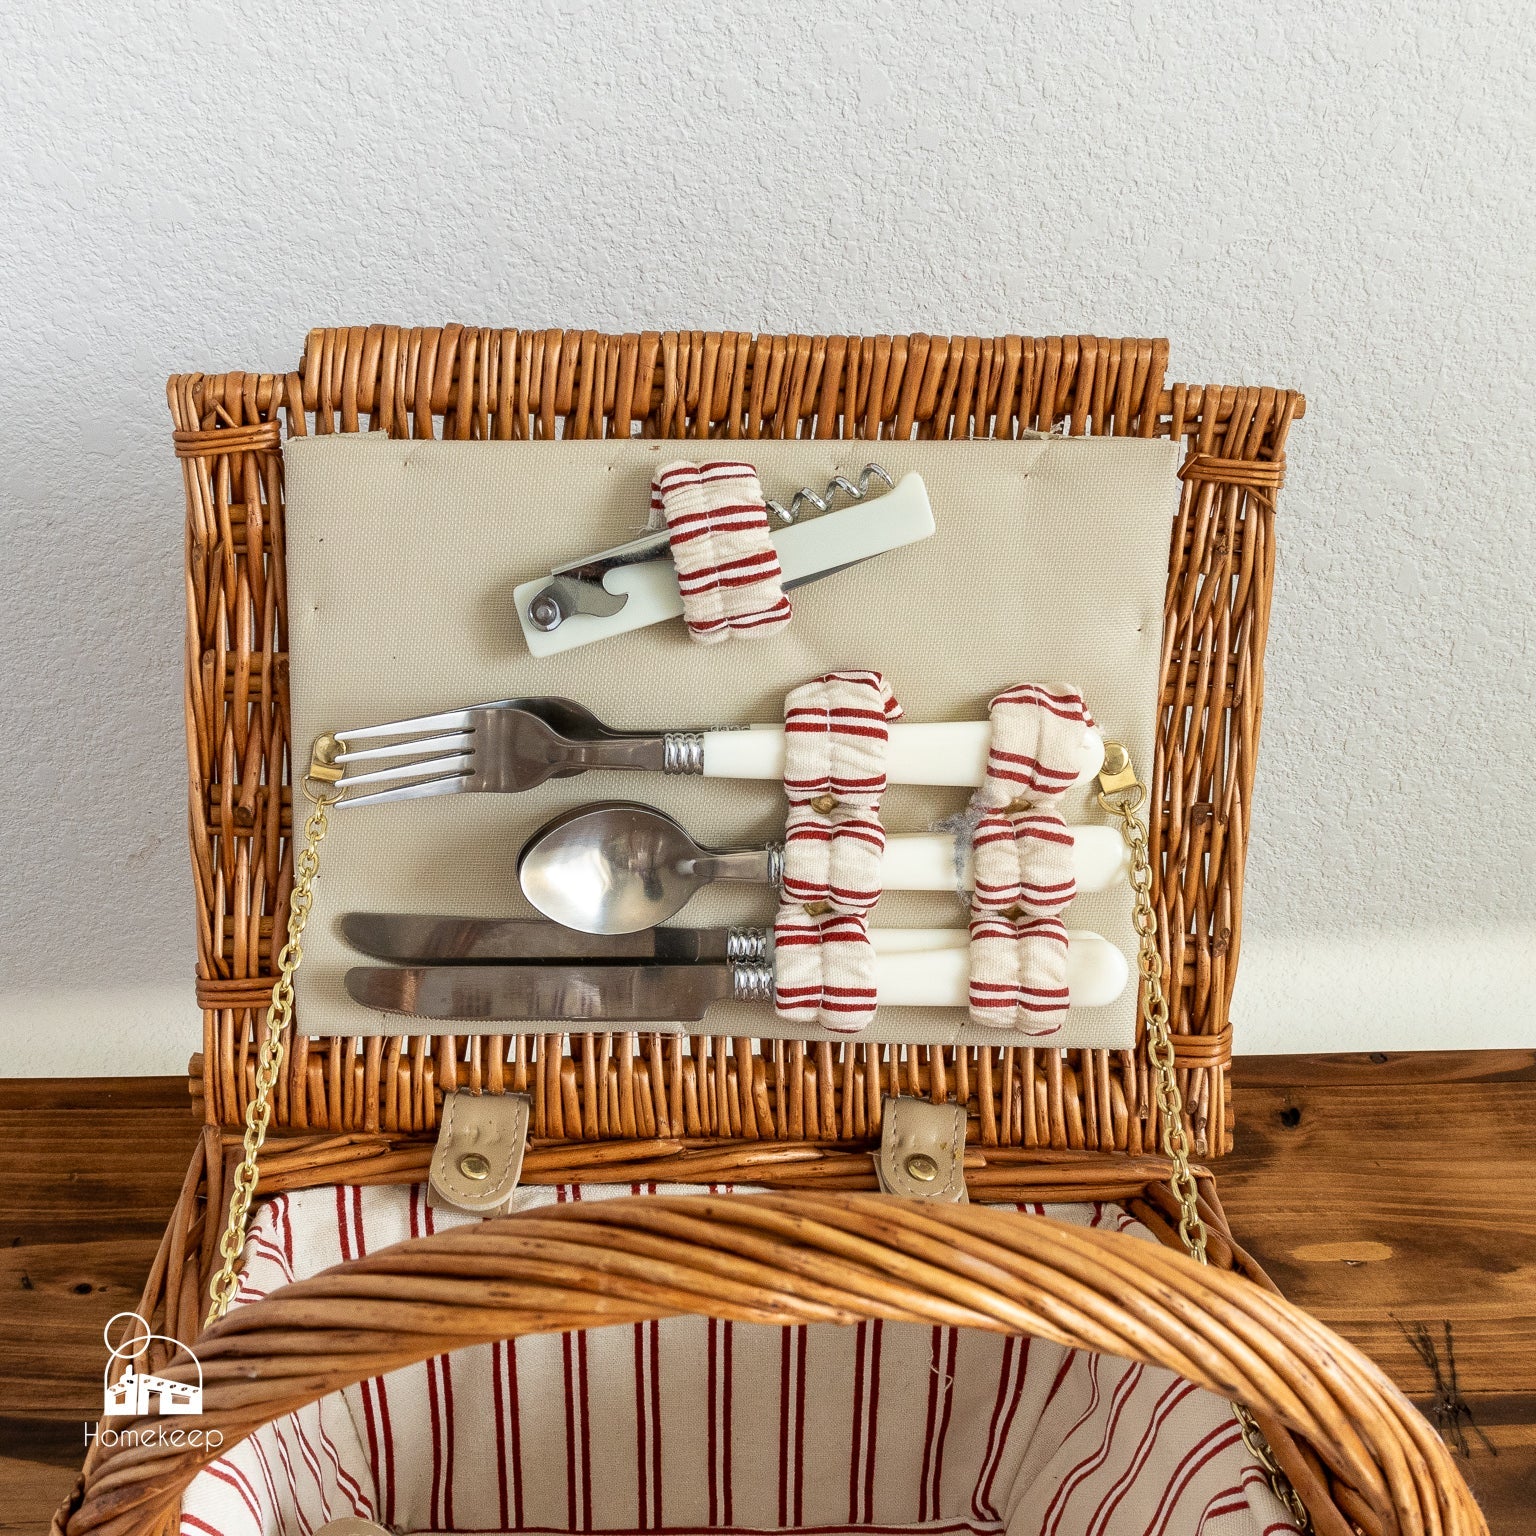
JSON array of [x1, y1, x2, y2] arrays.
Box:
[[59, 1194, 1483, 1536]]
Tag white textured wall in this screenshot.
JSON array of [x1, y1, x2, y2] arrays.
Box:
[[2, 0, 1532, 1073]]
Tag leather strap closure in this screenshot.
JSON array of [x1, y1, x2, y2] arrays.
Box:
[[875, 1096, 968, 1203], [428, 1091, 531, 1216]]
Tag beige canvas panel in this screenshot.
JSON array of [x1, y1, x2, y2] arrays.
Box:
[[284, 434, 1178, 1047]]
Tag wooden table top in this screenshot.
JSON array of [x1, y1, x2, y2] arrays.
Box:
[[4, 1052, 1532, 1532]]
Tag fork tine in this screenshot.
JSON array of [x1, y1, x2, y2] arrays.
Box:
[[334, 731, 474, 764], [336, 707, 476, 742], [339, 751, 474, 789], [339, 772, 474, 809]]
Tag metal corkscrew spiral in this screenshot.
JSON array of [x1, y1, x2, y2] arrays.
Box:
[[765, 463, 894, 524]]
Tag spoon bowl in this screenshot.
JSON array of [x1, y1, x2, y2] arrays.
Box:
[[518, 802, 773, 934]]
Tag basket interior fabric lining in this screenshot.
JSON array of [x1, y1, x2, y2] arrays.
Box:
[[181, 1182, 1295, 1536]]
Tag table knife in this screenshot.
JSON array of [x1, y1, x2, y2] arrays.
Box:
[[347, 960, 771, 1023], [341, 913, 969, 966], [344, 933, 1129, 1023]]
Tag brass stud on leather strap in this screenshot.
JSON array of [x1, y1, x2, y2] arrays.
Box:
[[876, 1097, 967, 1202], [430, 1090, 533, 1214]]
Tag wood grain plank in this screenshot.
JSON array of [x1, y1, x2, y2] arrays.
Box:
[[0, 1079, 199, 1530], [0, 1081, 200, 1409], [1237, 1049, 1536, 1088], [0, 1439, 81, 1536], [1224, 1061, 1536, 1390], [1424, 1394, 1536, 1532], [1224, 1053, 1535, 1531]]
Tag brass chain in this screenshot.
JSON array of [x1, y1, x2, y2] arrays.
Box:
[[1098, 745, 1311, 1532], [205, 738, 344, 1329]]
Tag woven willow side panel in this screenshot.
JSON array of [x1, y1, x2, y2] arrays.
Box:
[[168, 328, 1301, 1156]]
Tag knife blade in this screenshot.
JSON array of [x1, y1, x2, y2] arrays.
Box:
[[341, 913, 767, 966], [345, 962, 743, 1023]]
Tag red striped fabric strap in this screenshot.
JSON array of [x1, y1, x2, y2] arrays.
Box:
[[775, 672, 903, 1032], [652, 461, 792, 644], [771, 908, 879, 1035], [967, 683, 1094, 1033]]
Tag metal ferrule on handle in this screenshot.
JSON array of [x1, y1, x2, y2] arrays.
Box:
[[663, 732, 706, 774], [726, 927, 771, 962], [730, 961, 776, 1002]]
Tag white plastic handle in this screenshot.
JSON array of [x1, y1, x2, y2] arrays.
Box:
[[865, 928, 969, 953], [703, 721, 1106, 788], [515, 472, 936, 656], [881, 827, 1128, 893], [803, 928, 1126, 1006], [868, 931, 1128, 1009]]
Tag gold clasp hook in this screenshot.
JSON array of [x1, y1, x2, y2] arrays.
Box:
[[1096, 741, 1144, 812], [302, 732, 346, 806]]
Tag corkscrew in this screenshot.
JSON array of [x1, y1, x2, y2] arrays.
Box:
[[765, 463, 894, 524], [515, 461, 935, 657]]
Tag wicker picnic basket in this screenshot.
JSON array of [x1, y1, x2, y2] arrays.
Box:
[[55, 329, 1485, 1536]]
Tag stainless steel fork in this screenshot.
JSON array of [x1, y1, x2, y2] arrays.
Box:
[[332, 697, 710, 807]]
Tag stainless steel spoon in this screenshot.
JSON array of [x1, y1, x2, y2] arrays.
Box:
[[517, 800, 1130, 935], [517, 801, 778, 935]]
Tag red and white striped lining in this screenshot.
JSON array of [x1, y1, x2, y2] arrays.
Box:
[[967, 685, 1094, 1033], [775, 673, 903, 1032], [181, 1181, 1297, 1536], [652, 461, 792, 644]]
